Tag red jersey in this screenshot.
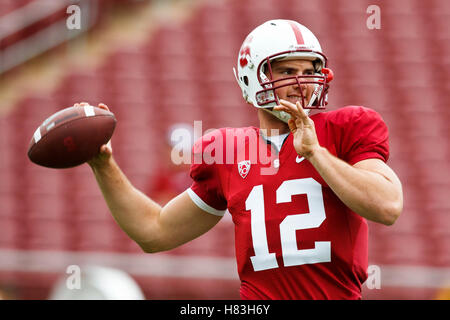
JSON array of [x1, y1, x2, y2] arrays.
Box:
[[187, 106, 389, 299]]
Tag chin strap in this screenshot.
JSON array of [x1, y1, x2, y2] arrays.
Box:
[[263, 106, 311, 124], [264, 108, 291, 124], [264, 84, 315, 123]]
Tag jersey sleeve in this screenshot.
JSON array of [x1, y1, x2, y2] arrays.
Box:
[[331, 106, 389, 165], [188, 129, 227, 216]]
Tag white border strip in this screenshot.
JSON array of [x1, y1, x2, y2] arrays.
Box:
[[187, 188, 226, 217], [0, 249, 449, 288], [0, 249, 238, 280], [377, 265, 450, 289]]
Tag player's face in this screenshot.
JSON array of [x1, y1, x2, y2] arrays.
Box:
[[268, 59, 315, 107]]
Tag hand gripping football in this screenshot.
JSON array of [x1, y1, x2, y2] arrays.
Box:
[[27, 105, 116, 168]]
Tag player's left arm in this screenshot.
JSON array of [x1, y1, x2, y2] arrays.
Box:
[[275, 100, 403, 225], [305, 149, 402, 225]]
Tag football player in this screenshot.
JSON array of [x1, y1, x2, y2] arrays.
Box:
[[84, 19, 403, 299]]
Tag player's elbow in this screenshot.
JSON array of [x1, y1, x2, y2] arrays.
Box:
[[379, 200, 403, 226], [370, 182, 403, 226]]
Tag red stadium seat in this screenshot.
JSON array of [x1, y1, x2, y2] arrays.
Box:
[[0, 0, 36, 17], [0, 217, 20, 248], [22, 219, 71, 251]]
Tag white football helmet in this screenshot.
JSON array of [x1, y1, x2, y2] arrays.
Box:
[[234, 19, 333, 122]]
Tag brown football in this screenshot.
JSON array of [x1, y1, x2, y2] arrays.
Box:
[[27, 105, 116, 168]]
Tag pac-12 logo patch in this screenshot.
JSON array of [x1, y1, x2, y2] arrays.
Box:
[[238, 160, 251, 179]]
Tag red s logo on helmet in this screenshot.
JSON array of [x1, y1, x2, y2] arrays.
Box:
[[239, 47, 250, 67], [239, 35, 253, 67]]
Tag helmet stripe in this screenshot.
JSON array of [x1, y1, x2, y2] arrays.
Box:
[[287, 21, 304, 45]]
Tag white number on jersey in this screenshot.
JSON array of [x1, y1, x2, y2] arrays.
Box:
[[245, 178, 331, 271]]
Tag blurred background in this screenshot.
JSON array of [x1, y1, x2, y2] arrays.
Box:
[[0, 0, 449, 300]]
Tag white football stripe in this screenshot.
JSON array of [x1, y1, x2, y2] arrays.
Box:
[[33, 127, 42, 143], [46, 122, 55, 131], [187, 188, 226, 217], [83, 105, 95, 117]]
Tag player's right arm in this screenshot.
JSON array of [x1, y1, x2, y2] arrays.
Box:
[[90, 156, 221, 253], [85, 105, 222, 253]]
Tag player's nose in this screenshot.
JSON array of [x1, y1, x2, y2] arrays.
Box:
[[292, 77, 308, 95]]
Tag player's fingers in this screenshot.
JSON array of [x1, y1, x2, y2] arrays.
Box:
[[295, 101, 310, 124], [106, 139, 112, 151], [278, 99, 296, 110], [98, 103, 110, 111], [73, 102, 89, 108], [274, 102, 297, 118], [279, 99, 300, 116], [100, 143, 112, 156], [273, 105, 291, 117], [275, 107, 298, 124], [288, 118, 297, 133]]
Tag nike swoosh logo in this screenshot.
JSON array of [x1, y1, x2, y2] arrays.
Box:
[[296, 156, 305, 163]]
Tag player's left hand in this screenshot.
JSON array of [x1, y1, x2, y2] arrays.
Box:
[[274, 99, 320, 159]]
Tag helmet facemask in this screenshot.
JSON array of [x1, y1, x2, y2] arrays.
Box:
[[256, 52, 333, 119]]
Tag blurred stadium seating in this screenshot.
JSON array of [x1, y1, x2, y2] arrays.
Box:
[[0, 0, 449, 299]]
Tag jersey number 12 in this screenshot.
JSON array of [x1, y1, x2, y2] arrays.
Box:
[[245, 178, 331, 271]]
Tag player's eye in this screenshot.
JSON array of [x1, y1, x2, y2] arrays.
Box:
[[277, 68, 295, 76]]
